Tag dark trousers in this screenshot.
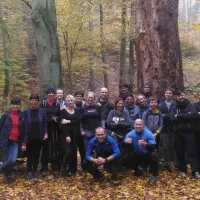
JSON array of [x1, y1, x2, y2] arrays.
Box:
[[121, 151, 159, 176], [175, 132, 198, 173], [78, 134, 85, 163], [195, 132, 200, 171], [161, 131, 178, 167], [27, 139, 41, 173], [82, 158, 120, 178], [41, 122, 60, 171]]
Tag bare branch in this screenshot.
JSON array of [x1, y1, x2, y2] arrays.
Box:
[[21, 0, 32, 9]]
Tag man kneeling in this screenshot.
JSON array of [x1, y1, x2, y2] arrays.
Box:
[[124, 119, 159, 185], [82, 127, 121, 185]]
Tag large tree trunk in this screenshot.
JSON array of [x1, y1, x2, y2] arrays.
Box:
[[31, 0, 62, 97], [135, 0, 184, 100]]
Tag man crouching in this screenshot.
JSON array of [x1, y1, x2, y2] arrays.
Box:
[[124, 119, 159, 185], [82, 127, 121, 185]]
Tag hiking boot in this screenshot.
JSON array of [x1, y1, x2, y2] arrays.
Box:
[[148, 176, 158, 185], [192, 172, 200, 179], [27, 172, 34, 181], [110, 176, 121, 186], [5, 176, 15, 183], [33, 172, 39, 180], [41, 170, 47, 177], [178, 171, 187, 177], [134, 168, 144, 177]]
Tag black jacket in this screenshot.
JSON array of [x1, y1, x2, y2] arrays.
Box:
[[0, 111, 27, 149], [170, 99, 196, 133], [158, 101, 175, 131], [193, 101, 200, 131]]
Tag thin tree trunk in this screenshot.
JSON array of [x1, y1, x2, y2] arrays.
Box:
[[135, 0, 184, 100], [99, 1, 108, 88], [31, 0, 62, 98], [119, 0, 127, 83], [0, 0, 9, 102], [88, 0, 95, 91]]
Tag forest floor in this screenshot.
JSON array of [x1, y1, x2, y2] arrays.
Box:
[[0, 159, 200, 200]]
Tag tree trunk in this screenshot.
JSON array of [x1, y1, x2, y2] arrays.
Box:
[[135, 0, 184, 100], [0, 0, 9, 102], [99, 2, 108, 88], [88, 0, 95, 91], [129, 1, 135, 92], [31, 0, 62, 97], [119, 0, 127, 83]]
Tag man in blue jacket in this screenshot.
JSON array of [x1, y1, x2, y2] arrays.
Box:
[[123, 119, 159, 185], [82, 127, 121, 185]]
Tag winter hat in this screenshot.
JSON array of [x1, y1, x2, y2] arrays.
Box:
[[29, 94, 39, 101], [144, 83, 151, 88], [11, 98, 21, 105], [46, 87, 56, 94]]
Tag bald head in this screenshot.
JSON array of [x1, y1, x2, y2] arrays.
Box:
[[100, 87, 108, 100], [134, 119, 144, 133]]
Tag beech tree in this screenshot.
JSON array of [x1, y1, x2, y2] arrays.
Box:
[[135, 0, 184, 99], [31, 0, 62, 96]]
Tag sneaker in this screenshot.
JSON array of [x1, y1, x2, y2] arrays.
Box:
[[192, 172, 200, 179], [178, 171, 186, 177], [148, 176, 158, 185], [33, 172, 39, 180], [27, 172, 34, 181], [41, 171, 47, 177]]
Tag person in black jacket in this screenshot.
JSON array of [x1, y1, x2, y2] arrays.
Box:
[[170, 90, 200, 179], [193, 91, 200, 171], [0, 98, 27, 183], [40, 87, 60, 176], [158, 89, 177, 171], [95, 87, 114, 128]]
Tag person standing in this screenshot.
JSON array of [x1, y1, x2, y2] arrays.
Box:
[[40, 87, 60, 176], [56, 89, 66, 109], [60, 95, 82, 176], [158, 89, 177, 171], [0, 98, 27, 183], [81, 92, 101, 151], [95, 87, 114, 128], [23, 94, 48, 181], [136, 94, 149, 119], [170, 90, 200, 179]]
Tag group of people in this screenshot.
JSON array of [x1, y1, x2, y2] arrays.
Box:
[[0, 83, 200, 186]]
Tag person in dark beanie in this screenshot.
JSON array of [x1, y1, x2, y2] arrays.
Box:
[[170, 90, 200, 179], [118, 83, 132, 101], [40, 87, 60, 176], [142, 83, 152, 104], [23, 94, 48, 181], [0, 98, 27, 183]]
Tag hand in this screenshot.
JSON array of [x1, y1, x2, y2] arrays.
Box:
[[81, 131, 86, 136], [138, 137, 147, 147], [114, 120, 118, 124], [198, 112, 200, 114], [97, 157, 106, 165], [97, 103, 102, 107], [21, 144, 26, 152], [66, 137, 71, 143], [53, 116, 58, 122], [43, 133, 48, 140], [125, 138, 132, 144], [61, 119, 70, 124], [153, 133, 158, 139]]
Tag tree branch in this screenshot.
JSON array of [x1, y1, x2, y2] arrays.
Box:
[[21, 0, 32, 9]]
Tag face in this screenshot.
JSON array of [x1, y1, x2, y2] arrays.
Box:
[[47, 92, 55, 100], [56, 90, 63, 99], [75, 94, 83, 104], [120, 86, 128, 94], [87, 94, 95, 105], [149, 100, 157, 109], [144, 86, 150, 94], [134, 119, 144, 133], [116, 100, 124, 111], [11, 104, 20, 112], [66, 98, 74, 107], [30, 99, 39, 109], [176, 92, 186, 102], [165, 90, 173, 100], [137, 96, 145, 106], [126, 97, 134, 106], [96, 129, 106, 143], [100, 88, 108, 99]]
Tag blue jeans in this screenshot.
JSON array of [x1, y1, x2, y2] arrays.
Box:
[[83, 130, 95, 151], [0, 140, 19, 174]]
